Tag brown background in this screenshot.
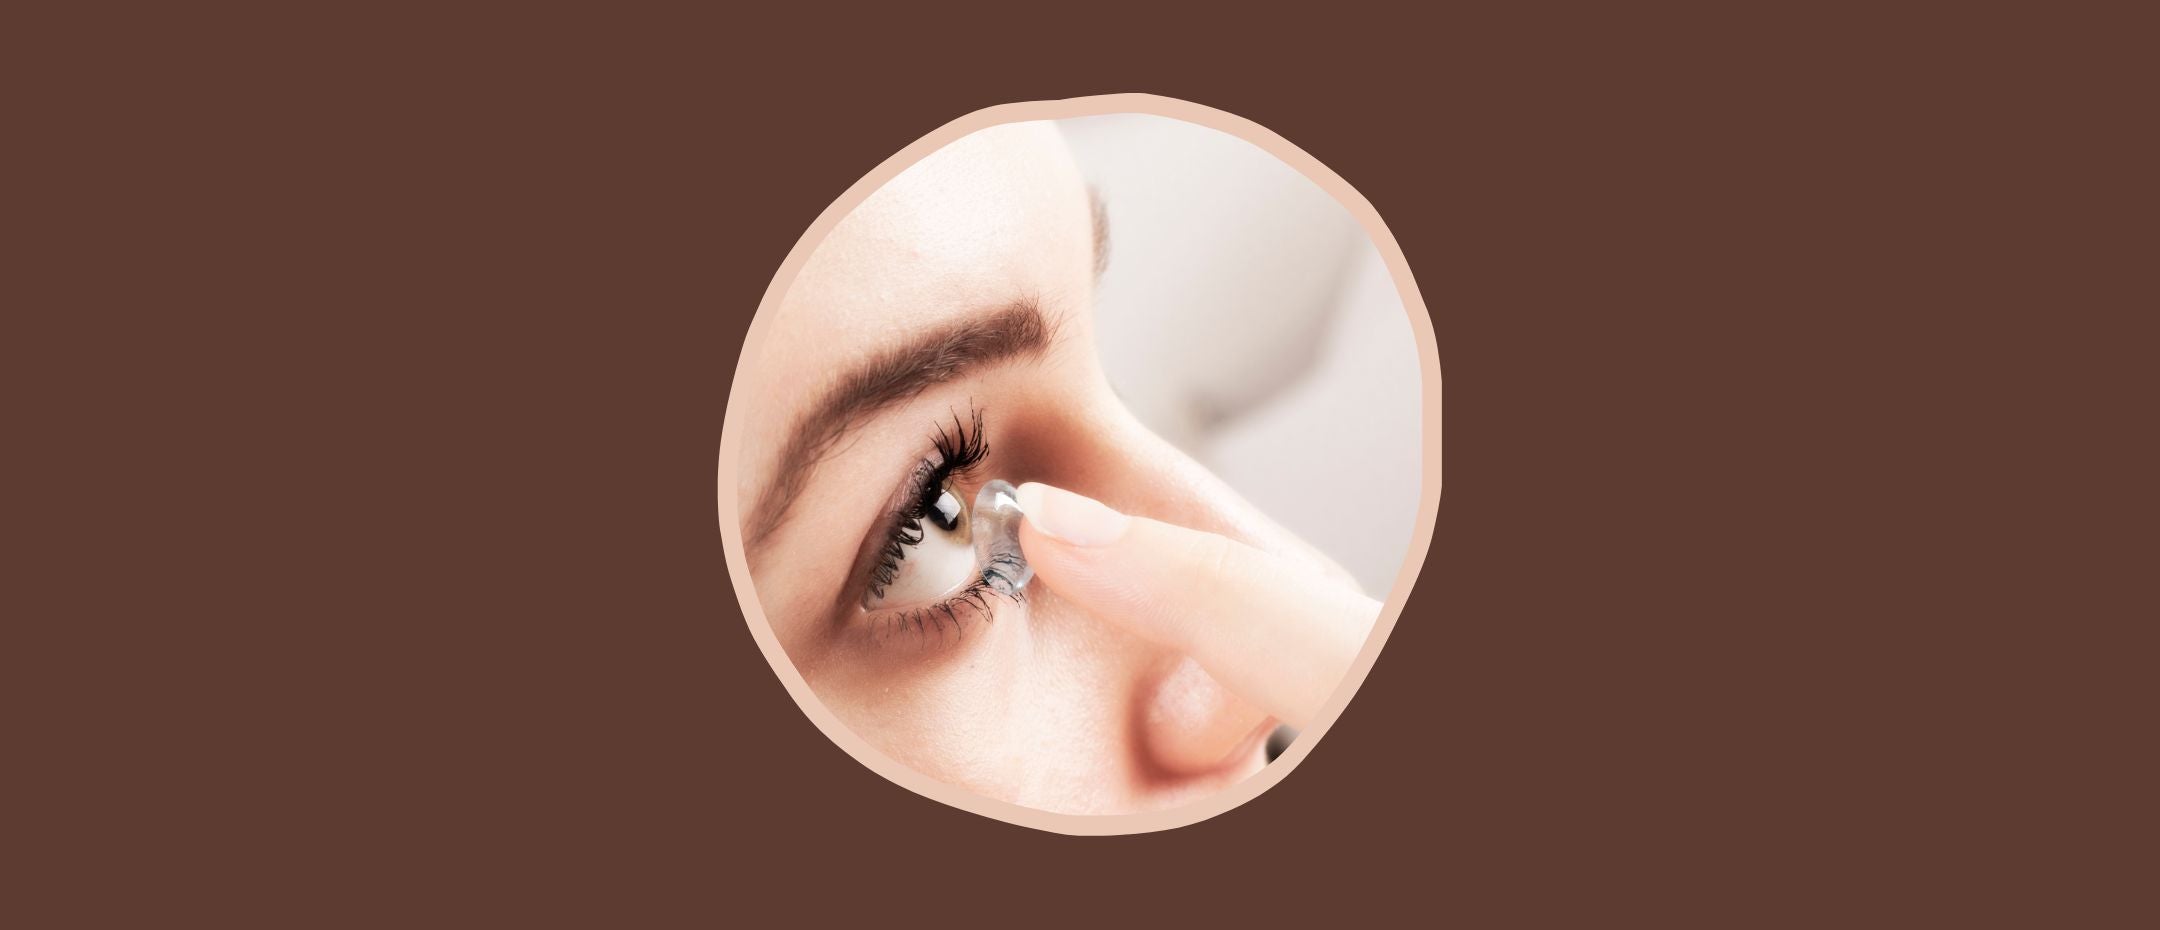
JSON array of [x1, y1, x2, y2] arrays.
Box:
[[10, 5, 2152, 927]]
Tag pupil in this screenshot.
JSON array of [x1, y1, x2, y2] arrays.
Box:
[[928, 487, 963, 531]]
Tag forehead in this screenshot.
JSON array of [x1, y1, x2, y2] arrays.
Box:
[[742, 121, 1095, 482]]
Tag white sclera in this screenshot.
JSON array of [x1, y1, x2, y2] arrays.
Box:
[[971, 479, 1033, 597]]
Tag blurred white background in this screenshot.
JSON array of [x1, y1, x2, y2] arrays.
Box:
[[1057, 115, 1423, 596]]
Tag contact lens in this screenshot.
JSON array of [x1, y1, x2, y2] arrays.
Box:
[[972, 479, 1033, 597]]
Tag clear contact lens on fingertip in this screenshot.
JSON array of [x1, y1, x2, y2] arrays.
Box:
[[972, 479, 1032, 597]]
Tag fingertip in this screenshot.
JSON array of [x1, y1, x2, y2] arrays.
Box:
[[1011, 481, 1130, 547], [1013, 511, 1078, 590], [1013, 481, 1049, 520]]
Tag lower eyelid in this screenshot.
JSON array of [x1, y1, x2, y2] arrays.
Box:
[[864, 578, 1019, 644]]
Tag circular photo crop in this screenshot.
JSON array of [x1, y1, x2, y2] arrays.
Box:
[[718, 95, 1438, 833]]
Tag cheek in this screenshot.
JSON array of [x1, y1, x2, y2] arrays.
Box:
[[1011, 586, 1274, 800], [806, 608, 1035, 798], [806, 587, 1177, 813]]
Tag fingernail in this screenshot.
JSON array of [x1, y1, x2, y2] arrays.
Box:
[[1013, 482, 1131, 547]]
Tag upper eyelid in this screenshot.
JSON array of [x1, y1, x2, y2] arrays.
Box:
[[745, 300, 1053, 554]]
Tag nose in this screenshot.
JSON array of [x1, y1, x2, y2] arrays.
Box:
[[1013, 397, 1339, 778]]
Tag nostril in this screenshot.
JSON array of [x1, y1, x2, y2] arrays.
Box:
[[1266, 724, 1298, 761], [1140, 657, 1275, 776]]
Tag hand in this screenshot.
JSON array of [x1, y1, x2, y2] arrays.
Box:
[[1013, 482, 1380, 729]]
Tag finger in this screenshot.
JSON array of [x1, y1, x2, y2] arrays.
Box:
[[1013, 482, 1378, 728]]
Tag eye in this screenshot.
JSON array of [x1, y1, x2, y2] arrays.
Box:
[[864, 481, 976, 609]]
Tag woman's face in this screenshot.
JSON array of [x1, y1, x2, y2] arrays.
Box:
[[736, 121, 1343, 813]]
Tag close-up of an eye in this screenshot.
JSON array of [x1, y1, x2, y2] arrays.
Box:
[[856, 406, 1012, 624], [864, 480, 975, 610], [724, 103, 1432, 830]]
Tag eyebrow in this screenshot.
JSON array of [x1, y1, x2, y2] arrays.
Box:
[[744, 299, 1055, 553]]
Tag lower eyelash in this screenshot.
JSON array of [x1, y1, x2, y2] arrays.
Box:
[[979, 552, 1028, 597], [874, 564, 1025, 643]]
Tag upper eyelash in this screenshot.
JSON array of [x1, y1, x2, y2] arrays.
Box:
[[926, 406, 989, 480], [864, 405, 989, 601]]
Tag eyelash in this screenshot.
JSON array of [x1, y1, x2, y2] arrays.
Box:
[[866, 407, 987, 600], [862, 406, 1021, 638], [882, 571, 1018, 640]]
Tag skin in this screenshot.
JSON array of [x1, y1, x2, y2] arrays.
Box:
[[736, 121, 1359, 814], [1013, 481, 1380, 731]]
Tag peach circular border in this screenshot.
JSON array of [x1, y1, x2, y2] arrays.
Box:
[[715, 93, 1442, 835]]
